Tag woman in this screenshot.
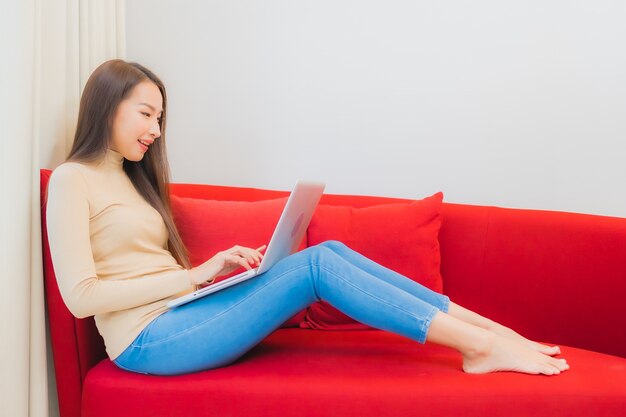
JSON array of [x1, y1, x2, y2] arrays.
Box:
[[46, 59, 569, 376]]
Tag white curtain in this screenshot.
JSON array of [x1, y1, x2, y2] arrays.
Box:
[[0, 1, 125, 416]]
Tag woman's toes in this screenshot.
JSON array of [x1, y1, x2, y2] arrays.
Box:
[[546, 346, 561, 356], [537, 344, 562, 356], [540, 345, 560, 355], [546, 362, 563, 375], [547, 358, 568, 372], [555, 358, 569, 371]]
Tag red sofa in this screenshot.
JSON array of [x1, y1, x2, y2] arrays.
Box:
[[40, 169, 626, 417]]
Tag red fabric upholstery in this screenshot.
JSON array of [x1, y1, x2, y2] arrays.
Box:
[[82, 330, 626, 417], [439, 203, 626, 359], [170, 195, 289, 269], [303, 192, 444, 329], [40, 170, 626, 417]]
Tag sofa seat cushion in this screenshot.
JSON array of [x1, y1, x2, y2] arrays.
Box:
[[82, 329, 626, 417]]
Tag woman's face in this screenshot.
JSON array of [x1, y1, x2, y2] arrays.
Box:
[[110, 80, 163, 161]]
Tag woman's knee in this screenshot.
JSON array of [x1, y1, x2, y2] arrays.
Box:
[[317, 239, 347, 251], [300, 241, 343, 265]]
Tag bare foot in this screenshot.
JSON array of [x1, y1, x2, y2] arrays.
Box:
[[462, 333, 570, 376], [446, 302, 561, 356], [487, 322, 561, 356]]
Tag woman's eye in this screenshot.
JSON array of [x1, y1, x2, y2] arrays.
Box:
[[141, 112, 150, 117]]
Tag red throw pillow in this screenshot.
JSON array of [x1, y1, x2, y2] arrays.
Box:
[[302, 192, 444, 330], [169, 194, 305, 327], [170, 195, 290, 269]]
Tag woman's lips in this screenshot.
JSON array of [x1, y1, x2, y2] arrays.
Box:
[[138, 140, 149, 152]]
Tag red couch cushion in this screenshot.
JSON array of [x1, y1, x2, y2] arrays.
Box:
[[303, 192, 444, 330], [82, 328, 626, 417], [170, 195, 289, 269]]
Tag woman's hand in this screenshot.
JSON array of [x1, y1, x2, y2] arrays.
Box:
[[188, 244, 267, 286]]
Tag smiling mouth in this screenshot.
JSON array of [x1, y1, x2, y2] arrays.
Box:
[[138, 140, 149, 151]]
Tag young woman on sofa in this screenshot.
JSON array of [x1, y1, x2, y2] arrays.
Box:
[[46, 59, 569, 377]]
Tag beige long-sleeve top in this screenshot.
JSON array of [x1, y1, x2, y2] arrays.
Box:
[[46, 148, 195, 360]]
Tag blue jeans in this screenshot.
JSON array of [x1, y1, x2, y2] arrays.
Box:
[[114, 240, 450, 375]]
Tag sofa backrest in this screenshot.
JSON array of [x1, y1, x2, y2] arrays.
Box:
[[41, 169, 626, 417]]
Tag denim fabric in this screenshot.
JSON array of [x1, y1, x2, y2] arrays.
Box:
[[114, 240, 450, 375]]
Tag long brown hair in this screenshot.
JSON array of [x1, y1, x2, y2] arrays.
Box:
[[66, 59, 191, 269]]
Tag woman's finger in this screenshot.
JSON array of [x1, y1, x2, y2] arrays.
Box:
[[246, 255, 257, 265], [230, 248, 252, 263], [245, 248, 259, 263], [235, 255, 252, 270], [243, 247, 264, 264], [231, 245, 265, 265]]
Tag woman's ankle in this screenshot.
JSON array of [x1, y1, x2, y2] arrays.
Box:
[[426, 311, 494, 356], [461, 330, 496, 361]]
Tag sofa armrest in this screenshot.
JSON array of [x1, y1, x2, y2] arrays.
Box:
[[441, 204, 626, 358]]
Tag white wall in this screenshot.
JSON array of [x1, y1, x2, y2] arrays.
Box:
[[126, 0, 626, 218]]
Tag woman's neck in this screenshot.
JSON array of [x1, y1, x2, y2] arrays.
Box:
[[103, 148, 124, 170]]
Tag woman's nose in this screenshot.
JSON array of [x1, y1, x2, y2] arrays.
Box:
[[149, 120, 161, 138]]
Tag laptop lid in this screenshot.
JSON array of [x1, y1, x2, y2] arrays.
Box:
[[256, 180, 325, 273]]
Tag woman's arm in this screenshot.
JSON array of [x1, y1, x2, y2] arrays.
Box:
[[46, 165, 192, 318]]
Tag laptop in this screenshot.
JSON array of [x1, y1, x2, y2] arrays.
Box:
[[166, 180, 326, 309]]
